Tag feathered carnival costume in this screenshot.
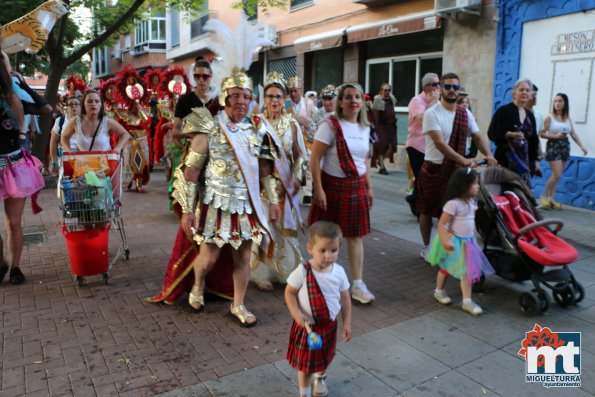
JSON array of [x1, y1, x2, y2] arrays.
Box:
[[65, 74, 87, 98], [152, 67, 191, 163], [114, 65, 151, 192], [146, 14, 274, 306]]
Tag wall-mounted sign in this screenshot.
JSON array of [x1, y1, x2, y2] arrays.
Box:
[[551, 30, 595, 55]]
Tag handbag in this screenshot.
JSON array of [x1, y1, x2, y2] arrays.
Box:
[[505, 141, 529, 176]]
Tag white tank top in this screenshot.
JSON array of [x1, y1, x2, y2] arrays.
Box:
[[75, 116, 111, 151], [549, 115, 571, 139]]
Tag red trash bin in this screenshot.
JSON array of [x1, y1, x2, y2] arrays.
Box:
[[63, 225, 110, 276]]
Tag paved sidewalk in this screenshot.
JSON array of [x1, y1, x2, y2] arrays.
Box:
[[1, 167, 594, 396]]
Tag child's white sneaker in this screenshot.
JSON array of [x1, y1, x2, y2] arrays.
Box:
[[433, 289, 452, 305], [462, 300, 483, 316], [420, 245, 429, 262], [312, 373, 328, 397], [351, 282, 375, 304]]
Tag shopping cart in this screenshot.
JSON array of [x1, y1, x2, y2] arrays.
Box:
[[58, 150, 129, 285]]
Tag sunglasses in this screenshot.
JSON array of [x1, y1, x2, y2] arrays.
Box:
[[383, 88, 391, 92], [430, 82, 440, 87], [265, 94, 284, 101], [442, 84, 461, 91], [193, 73, 211, 81]]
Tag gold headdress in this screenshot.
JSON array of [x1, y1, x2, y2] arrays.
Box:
[[205, 15, 273, 107], [287, 76, 302, 90], [264, 71, 287, 92]]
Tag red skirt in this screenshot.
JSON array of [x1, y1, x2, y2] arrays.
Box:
[[308, 172, 370, 238], [416, 161, 450, 218], [286, 320, 337, 374]]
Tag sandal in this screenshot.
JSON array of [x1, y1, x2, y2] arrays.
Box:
[[8, 267, 25, 285], [188, 285, 205, 312], [230, 304, 257, 328]]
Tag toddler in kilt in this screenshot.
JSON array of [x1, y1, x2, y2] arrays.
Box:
[[285, 221, 352, 397]]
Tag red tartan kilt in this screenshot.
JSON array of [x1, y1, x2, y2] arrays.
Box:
[[416, 161, 449, 218], [286, 320, 337, 374], [308, 172, 370, 237]]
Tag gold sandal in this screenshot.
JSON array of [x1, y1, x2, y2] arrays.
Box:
[[230, 304, 257, 327], [189, 285, 205, 313]]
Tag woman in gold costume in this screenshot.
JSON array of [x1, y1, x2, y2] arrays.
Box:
[[250, 71, 308, 290]]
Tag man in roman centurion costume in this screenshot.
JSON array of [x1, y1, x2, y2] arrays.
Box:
[[156, 16, 276, 327]]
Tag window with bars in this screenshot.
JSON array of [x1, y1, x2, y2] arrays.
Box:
[[134, 9, 166, 47]]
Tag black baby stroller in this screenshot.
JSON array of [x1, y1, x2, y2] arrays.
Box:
[[475, 166, 584, 315]]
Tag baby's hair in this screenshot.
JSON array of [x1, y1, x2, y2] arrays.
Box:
[[442, 167, 479, 205], [308, 221, 342, 244]]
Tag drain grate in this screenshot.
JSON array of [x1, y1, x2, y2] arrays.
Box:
[[23, 225, 48, 245]]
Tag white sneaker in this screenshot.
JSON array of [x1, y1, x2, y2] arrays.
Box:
[[420, 245, 429, 262], [434, 289, 452, 305], [351, 282, 375, 304], [462, 301, 483, 316], [312, 373, 328, 397]]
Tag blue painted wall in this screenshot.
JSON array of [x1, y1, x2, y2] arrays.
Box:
[[493, 0, 595, 210]]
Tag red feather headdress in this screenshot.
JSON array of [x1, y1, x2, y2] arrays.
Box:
[[65, 74, 87, 97], [144, 68, 162, 97], [99, 77, 121, 105], [115, 65, 149, 108], [158, 66, 191, 99]]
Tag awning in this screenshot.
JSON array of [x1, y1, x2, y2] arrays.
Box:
[[294, 28, 345, 53], [346, 12, 440, 43]]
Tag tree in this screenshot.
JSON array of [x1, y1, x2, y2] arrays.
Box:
[[1, 0, 286, 161]]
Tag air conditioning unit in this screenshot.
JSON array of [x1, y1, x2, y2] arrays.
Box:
[[435, 0, 481, 15], [259, 24, 278, 46]]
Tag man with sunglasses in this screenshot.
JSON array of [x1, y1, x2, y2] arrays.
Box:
[[171, 58, 220, 141], [416, 73, 496, 264]]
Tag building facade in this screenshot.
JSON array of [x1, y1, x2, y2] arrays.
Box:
[[493, 1, 595, 210]]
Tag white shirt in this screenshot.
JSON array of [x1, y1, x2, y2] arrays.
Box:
[[443, 198, 478, 238], [314, 119, 370, 177], [286, 262, 350, 323], [52, 115, 77, 148], [75, 116, 111, 151], [423, 103, 479, 164]]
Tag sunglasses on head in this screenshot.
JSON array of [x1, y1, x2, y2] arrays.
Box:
[[442, 84, 461, 91], [193, 73, 211, 81]]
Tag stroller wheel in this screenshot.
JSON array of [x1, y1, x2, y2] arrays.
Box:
[[552, 283, 576, 307], [534, 289, 550, 312], [572, 282, 585, 304], [519, 292, 541, 316]]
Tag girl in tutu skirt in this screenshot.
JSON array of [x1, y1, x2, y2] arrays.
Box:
[[0, 52, 45, 285], [428, 167, 494, 316]]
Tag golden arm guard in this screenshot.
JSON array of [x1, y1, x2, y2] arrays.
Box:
[[260, 174, 282, 205], [171, 149, 207, 214]]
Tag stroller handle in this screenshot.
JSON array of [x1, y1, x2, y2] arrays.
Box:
[[515, 219, 564, 241]]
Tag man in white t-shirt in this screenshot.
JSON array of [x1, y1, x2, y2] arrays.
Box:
[[416, 73, 497, 261]]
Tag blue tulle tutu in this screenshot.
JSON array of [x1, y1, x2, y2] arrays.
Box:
[[428, 235, 494, 283]]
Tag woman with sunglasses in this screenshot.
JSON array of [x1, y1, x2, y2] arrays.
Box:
[[488, 78, 541, 181], [250, 71, 308, 291], [61, 90, 130, 153], [309, 83, 376, 304], [0, 53, 45, 285], [49, 96, 81, 175]]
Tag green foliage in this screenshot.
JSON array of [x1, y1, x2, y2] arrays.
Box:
[[232, 0, 288, 16]]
